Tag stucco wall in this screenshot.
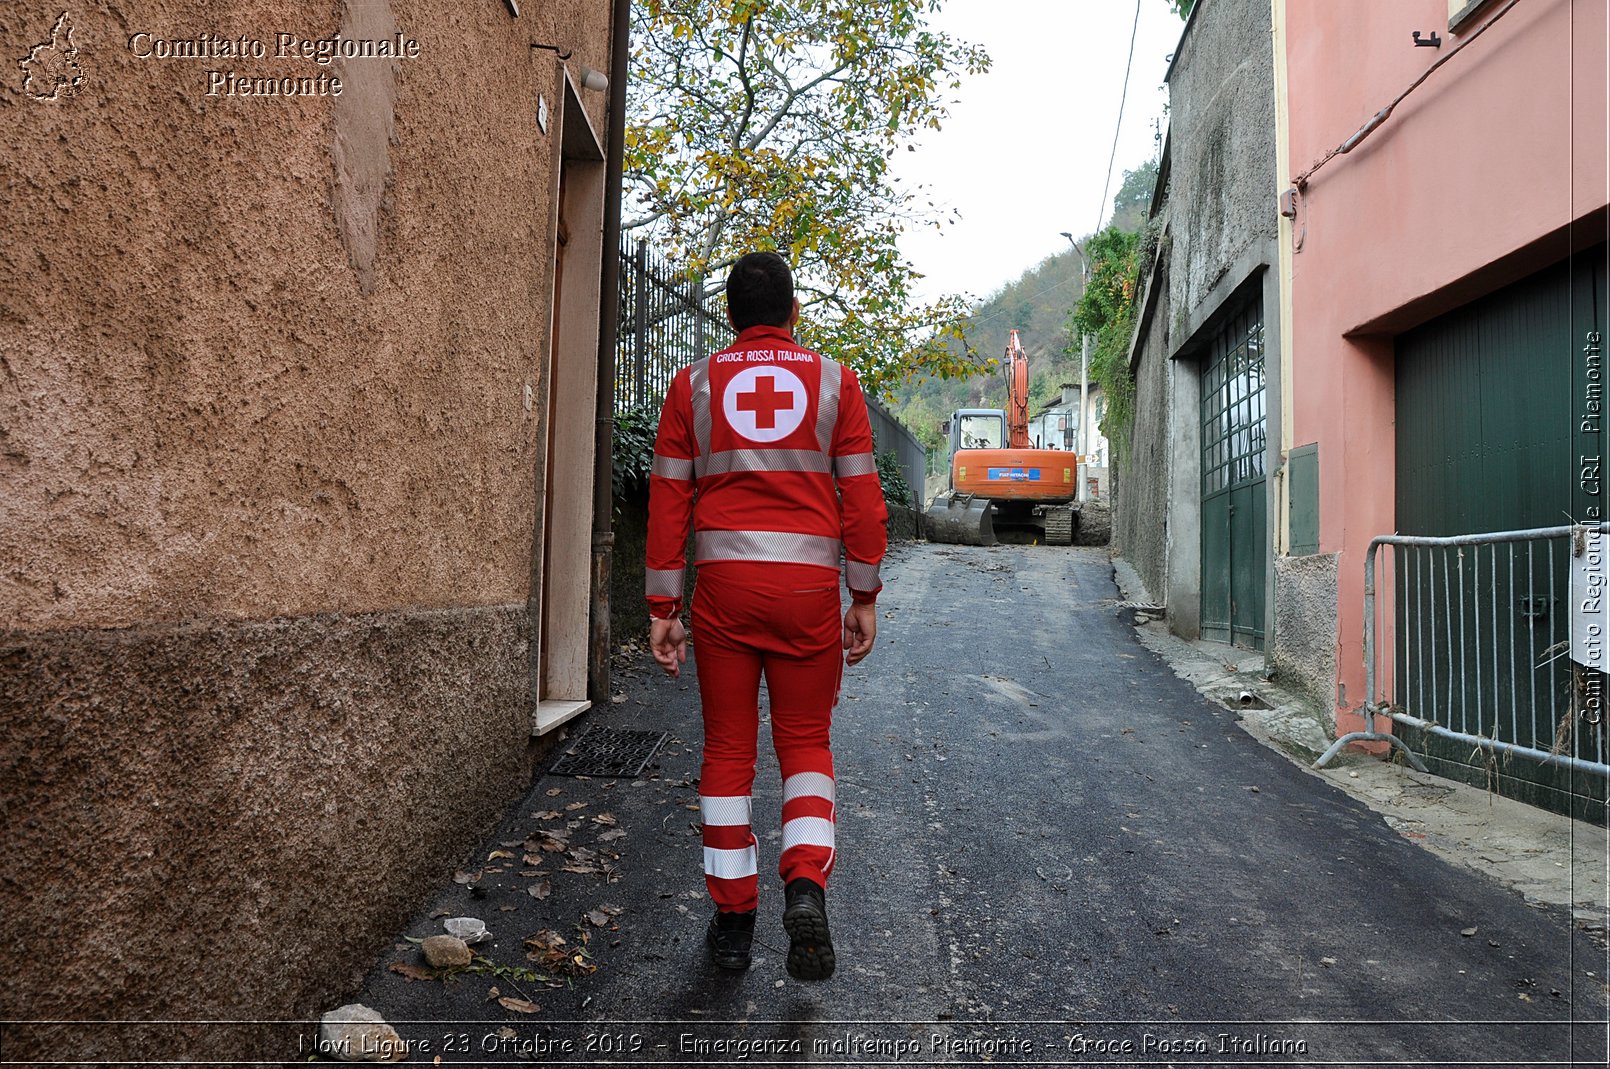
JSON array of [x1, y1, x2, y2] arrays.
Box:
[[1163, 0, 1278, 344], [1283, 0, 1608, 732], [1116, 0, 1279, 638], [0, 0, 615, 1057], [1271, 551, 1339, 718], [1114, 243, 1173, 603]]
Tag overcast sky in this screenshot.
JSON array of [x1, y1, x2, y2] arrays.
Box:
[[892, 0, 1187, 305]]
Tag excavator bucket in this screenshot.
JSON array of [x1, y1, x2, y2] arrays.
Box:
[[923, 493, 996, 547]]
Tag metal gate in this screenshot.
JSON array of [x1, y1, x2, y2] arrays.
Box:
[[1200, 298, 1267, 649]]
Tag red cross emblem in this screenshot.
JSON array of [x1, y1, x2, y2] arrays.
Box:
[[735, 374, 793, 429], [723, 366, 806, 443]]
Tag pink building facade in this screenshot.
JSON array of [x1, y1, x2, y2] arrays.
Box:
[[1279, 0, 1608, 798]]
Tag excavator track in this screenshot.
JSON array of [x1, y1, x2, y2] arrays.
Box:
[[1043, 504, 1075, 546]]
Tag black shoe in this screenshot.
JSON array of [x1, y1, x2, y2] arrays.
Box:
[[706, 909, 756, 970], [782, 878, 835, 980]]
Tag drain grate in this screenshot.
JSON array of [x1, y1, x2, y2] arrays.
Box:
[[550, 727, 669, 778]]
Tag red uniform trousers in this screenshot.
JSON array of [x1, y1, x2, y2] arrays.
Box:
[[693, 561, 842, 914]]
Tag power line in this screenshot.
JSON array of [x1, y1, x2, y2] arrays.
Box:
[[1095, 0, 1142, 234]]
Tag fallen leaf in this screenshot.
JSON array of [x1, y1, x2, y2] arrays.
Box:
[[453, 870, 482, 885], [526, 929, 567, 950], [498, 905, 518, 912], [488, 850, 514, 861], [522, 853, 545, 867], [519, 868, 544, 877], [389, 962, 437, 982], [534, 809, 562, 821], [499, 997, 541, 1014], [499, 839, 525, 848], [564, 801, 588, 812], [599, 903, 626, 916], [562, 861, 601, 874], [545, 788, 562, 797], [598, 828, 627, 842], [487, 986, 500, 1000], [592, 813, 618, 826], [529, 880, 552, 900], [586, 909, 609, 927], [430, 909, 452, 919]]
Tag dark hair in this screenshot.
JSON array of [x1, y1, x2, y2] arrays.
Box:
[[725, 252, 795, 330]]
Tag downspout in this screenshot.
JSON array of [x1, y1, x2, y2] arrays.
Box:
[[589, 0, 631, 704]]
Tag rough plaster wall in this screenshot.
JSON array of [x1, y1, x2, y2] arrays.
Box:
[[1272, 552, 1340, 722], [0, 0, 612, 631], [0, 608, 530, 1057], [1114, 251, 1173, 604], [0, 0, 616, 1052], [1164, 0, 1278, 339]]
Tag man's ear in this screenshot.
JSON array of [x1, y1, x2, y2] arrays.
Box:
[[787, 298, 801, 329]]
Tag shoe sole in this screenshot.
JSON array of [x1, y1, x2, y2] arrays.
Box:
[[782, 903, 836, 980]]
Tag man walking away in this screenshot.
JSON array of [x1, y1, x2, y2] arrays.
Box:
[[645, 251, 887, 980]]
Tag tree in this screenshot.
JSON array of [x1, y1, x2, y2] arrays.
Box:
[[1108, 158, 1158, 234], [1069, 226, 1143, 462], [625, 0, 990, 393], [1167, 0, 1195, 18]]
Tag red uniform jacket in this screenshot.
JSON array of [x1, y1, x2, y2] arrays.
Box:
[[645, 324, 888, 619]]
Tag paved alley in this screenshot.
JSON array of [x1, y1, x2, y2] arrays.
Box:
[[345, 543, 1608, 1066]]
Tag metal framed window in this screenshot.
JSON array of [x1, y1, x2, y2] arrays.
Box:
[[1200, 304, 1266, 499]]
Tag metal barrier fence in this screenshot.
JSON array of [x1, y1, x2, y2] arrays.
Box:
[[1315, 525, 1610, 779], [616, 239, 731, 413], [866, 399, 926, 510]]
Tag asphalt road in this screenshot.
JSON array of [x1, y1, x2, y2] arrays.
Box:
[[347, 542, 1608, 1067]]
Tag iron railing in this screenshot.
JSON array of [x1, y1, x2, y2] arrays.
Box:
[[615, 238, 731, 413], [866, 399, 926, 510], [1315, 525, 1610, 780]]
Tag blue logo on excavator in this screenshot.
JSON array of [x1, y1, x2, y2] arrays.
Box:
[[987, 467, 1040, 481]]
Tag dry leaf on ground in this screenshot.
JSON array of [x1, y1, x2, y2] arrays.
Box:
[[499, 997, 541, 1014], [388, 962, 436, 982]]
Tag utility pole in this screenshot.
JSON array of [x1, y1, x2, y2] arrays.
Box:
[[1061, 232, 1092, 504]]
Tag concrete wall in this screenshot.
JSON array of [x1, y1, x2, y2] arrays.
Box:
[[0, 1, 615, 1058], [1271, 552, 1339, 713], [1282, 0, 1608, 730], [1116, 0, 1279, 641]]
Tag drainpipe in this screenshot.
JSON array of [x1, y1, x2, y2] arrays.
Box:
[[589, 0, 630, 704]]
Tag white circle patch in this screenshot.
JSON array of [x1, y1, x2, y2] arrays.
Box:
[[722, 366, 807, 443]]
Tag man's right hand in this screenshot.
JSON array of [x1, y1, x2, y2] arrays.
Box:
[[842, 601, 877, 666], [650, 617, 688, 677]]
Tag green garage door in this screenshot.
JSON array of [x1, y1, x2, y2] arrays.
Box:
[[1200, 298, 1267, 649], [1394, 245, 1607, 818]]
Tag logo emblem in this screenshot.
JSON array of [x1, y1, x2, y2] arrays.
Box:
[[723, 367, 807, 443], [21, 13, 84, 102]]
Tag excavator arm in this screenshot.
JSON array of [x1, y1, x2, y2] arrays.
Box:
[[1005, 328, 1031, 449]]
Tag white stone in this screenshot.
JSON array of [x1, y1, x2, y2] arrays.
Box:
[[318, 1004, 407, 1063]]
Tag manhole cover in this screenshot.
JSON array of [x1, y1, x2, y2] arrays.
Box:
[[550, 727, 668, 778]]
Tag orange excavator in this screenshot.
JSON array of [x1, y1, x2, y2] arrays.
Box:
[[924, 329, 1079, 546]]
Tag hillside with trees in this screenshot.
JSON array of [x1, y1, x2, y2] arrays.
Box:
[[888, 158, 1159, 461]]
